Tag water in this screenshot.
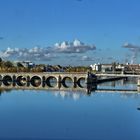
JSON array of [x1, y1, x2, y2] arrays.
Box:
[[0, 79, 140, 140]]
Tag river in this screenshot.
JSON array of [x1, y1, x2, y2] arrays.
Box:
[[0, 78, 140, 140]]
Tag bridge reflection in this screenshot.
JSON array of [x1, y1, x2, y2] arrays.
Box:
[[0, 85, 139, 100], [0, 78, 139, 100], [0, 80, 97, 96], [0, 88, 93, 100]]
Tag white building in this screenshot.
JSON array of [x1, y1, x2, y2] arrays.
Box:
[[90, 63, 101, 72]]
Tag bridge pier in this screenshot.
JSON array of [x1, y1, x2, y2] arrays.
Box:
[[57, 76, 61, 89], [137, 78, 140, 92], [137, 78, 140, 86], [42, 76, 46, 87], [27, 76, 30, 87], [12, 75, 16, 87], [85, 72, 97, 84], [74, 77, 77, 88]]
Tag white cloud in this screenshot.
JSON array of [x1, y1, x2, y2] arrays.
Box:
[[0, 46, 54, 61], [122, 42, 140, 64], [0, 39, 96, 62], [81, 55, 94, 61], [53, 39, 96, 53], [122, 42, 140, 50]]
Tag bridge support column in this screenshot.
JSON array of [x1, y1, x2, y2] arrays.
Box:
[[13, 75, 16, 87], [27, 76, 30, 87], [85, 72, 97, 84], [85, 72, 89, 84], [74, 77, 77, 88], [42, 76, 46, 87], [0, 75, 2, 86], [137, 78, 140, 86], [57, 76, 61, 89], [137, 78, 140, 92]]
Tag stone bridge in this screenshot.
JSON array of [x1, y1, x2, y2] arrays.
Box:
[[0, 72, 97, 89]]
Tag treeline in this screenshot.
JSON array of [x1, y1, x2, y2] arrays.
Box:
[[0, 58, 91, 73], [65, 66, 91, 72], [0, 58, 45, 72]]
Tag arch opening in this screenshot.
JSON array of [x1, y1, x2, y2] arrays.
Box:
[[30, 76, 42, 87], [16, 76, 27, 86], [46, 76, 57, 87], [0, 75, 2, 86], [77, 77, 86, 88], [2, 75, 13, 86], [62, 77, 73, 88]]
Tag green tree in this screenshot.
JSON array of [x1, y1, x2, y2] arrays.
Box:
[[4, 61, 14, 67]]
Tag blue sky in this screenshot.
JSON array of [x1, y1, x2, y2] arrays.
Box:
[[0, 0, 140, 65]]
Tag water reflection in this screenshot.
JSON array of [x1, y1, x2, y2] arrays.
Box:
[[0, 80, 96, 100], [53, 90, 84, 100], [98, 78, 137, 90], [0, 78, 140, 101], [0, 88, 91, 101]]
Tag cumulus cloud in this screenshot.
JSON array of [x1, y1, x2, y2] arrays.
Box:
[[122, 42, 140, 64], [81, 55, 94, 61], [0, 46, 55, 61], [122, 43, 140, 50], [53, 39, 96, 53], [0, 39, 96, 62]]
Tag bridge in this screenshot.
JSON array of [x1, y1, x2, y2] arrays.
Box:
[[0, 72, 97, 89], [1, 72, 140, 94], [1, 72, 140, 92], [96, 73, 140, 77], [96, 73, 140, 86]]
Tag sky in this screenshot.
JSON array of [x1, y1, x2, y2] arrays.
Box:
[[0, 0, 140, 65]]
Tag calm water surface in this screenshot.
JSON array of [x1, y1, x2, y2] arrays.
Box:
[[0, 79, 140, 140]]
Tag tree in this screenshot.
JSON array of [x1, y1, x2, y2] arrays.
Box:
[[0, 58, 2, 62], [4, 61, 14, 67], [17, 62, 24, 68]]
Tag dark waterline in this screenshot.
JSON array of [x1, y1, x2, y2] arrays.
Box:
[[0, 79, 140, 140]]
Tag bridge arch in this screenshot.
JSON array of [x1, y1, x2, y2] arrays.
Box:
[[77, 77, 86, 88], [0, 75, 2, 86], [61, 76, 74, 88], [46, 76, 58, 87], [2, 75, 13, 86], [16, 76, 27, 86], [30, 76, 42, 87]]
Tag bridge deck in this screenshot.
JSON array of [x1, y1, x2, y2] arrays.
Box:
[[96, 73, 140, 77]]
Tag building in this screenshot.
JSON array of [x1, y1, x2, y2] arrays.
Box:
[[90, 63, 101, 72]]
